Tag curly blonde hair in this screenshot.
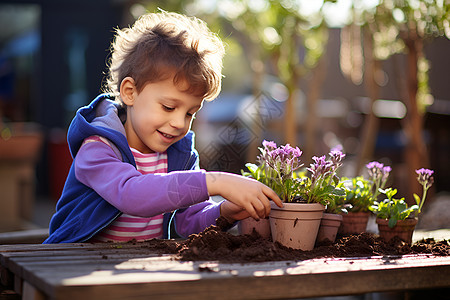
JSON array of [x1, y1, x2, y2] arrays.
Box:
[[105, 11, 225, 101]]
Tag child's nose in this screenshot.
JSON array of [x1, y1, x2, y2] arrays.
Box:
[[170, 113, 186, 129]]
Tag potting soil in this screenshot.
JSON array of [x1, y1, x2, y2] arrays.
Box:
[[135, 217, 450, 263]]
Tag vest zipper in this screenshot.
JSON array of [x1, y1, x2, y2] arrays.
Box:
[[183, 153, 196, 170]]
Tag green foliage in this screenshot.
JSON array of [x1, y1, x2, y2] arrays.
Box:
[[298, 174, 345, 208], [370, 188, 419, 228], [342, 176, 373, 212], [242, 162, 301, 203], [243, 162, 345, 208], [243, 162, 281, 196], [324, 180, 350, 214]]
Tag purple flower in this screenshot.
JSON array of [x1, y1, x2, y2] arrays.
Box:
[[416, 168, 434, 189], [329, 149, 346, 170], [262, 140, 277, 151], [266, 144, 303, 174], [365, 161, 392, 203], [261, 143, 303, 175], [366, 161, 384, 180], [382, 166, 391, 182], [282, 144, 302, 161], [308, 155, 333, 183]]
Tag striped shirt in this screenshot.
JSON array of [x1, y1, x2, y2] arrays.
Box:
[[84, 136, 167, 242]]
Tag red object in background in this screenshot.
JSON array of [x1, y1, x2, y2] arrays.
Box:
[[48, 128, 72, 202]]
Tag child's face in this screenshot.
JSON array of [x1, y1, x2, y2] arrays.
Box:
[[123, 77, 203, 153]]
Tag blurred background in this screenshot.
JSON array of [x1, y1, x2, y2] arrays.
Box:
[[0, 0, 449, 233]]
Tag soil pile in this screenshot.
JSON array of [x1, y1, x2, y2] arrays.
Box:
[[141, 218, 450, 263]]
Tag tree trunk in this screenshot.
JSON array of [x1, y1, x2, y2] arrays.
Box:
[[305, 52, 327, 162], [356, 27, 381, 175], [285, 82, 297, 146], [246, 55, 265, 163], [402, 37, 430, 205]]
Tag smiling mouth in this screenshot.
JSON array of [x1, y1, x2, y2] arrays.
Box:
[[158, 131, 176, 139]]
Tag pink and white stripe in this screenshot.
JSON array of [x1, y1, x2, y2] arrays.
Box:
[[85, 136, 167, 243], [131, 148, 168, 174]]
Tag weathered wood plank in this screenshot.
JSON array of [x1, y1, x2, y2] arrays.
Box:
[[0, 229, 49, 245], [0, 266, 13, 287], [1, 243, 449, 300], [0, 242, 151, 253], [14, 254, 450, 299], [22, 281, 46, 300], [48, 264, 450, 300], [13, 275, 21, 296]]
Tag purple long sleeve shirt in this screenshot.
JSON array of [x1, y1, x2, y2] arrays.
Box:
[[75, 140, 222, 237]]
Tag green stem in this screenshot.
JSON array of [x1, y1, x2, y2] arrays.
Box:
[[372, 178, 381, 203], [277, 172, 288, 202], [418, 184, 428, 213]]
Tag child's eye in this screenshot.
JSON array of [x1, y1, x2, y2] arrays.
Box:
[[162, 105, 174, 112]]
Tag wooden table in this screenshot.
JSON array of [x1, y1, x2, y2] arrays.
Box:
[[1, 242, 449, 300]]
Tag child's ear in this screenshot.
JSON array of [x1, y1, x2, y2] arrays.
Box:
[[120, 77, 136, 106]]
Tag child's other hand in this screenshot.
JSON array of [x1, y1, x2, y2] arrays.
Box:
[[220, 200, 250, 222], [206, 172, 283, 221]]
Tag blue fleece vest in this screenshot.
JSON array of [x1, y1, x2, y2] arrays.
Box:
[[44, 94, 198, 243]]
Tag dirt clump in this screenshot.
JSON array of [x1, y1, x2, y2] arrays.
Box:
[[138, 219, 449, 263]]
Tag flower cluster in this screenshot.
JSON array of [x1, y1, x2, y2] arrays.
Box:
[[368, 161, 435, 226], [414, 168, 434, 215], [365, 161, 392, 203], [308, 149, 345, 187], [244, 140, 303, 202], [244, 141, 436, 220], [261, 142, 303, 178], [303, 149, 346, 206], [416, 168, 434, 189]]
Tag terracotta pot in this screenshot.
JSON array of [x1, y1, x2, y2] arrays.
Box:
[[339, 211, 370, 234], [0, 122, 43, 162], [269, 202, 325, 250], [0, 122, 44, 224], [238, 217, 271, 239], [317, 213, 343, 243], [376, 218, 418, 245]]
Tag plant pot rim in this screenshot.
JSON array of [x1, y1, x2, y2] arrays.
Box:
[[270, 201, 325, 211], [322, 213, 343, 221], [341, 211, 371, 216], [376, 217, 418, 225]]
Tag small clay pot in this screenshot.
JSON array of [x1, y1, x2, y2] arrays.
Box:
[[269, 202, 324, 250], [376, 217, 418, 245], [317, 213, 343, 243], [238, 217, 271, 239], [339, 211, 370, 234]]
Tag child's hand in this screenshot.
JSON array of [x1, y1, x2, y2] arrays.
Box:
[[220, 200, 250, 223], [206, 172, 283, 221]]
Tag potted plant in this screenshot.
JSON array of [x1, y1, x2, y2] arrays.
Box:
[[316, 191, 348, 244], [243, 141, 326, 250], [239, 141, 281, 239], [371, 168, 434, 244], [339, 162, 391, 235], [0, 121, 44, 225], [303, 150, 348, 244], [339, 176, 373, 234]]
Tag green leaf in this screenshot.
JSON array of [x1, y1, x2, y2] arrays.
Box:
[[322, 185, 335, 194], [245, 163, 258, 172], [332, 188, 346, 197], [413, 193, 421, 206], [388, 217, 398, 228]]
